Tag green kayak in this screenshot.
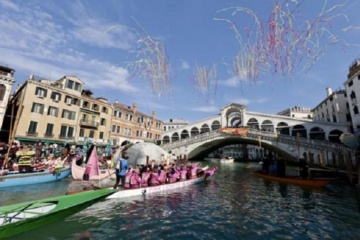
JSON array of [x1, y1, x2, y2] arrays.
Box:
[[0, 188, 114, 239]]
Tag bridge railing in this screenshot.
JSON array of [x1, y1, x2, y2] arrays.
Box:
[[161, 128, 350, 152]]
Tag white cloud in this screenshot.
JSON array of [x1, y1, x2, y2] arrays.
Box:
[[189, 105, 218, 113], [181, 60, 190, 70], [0, 0, 19, 11]]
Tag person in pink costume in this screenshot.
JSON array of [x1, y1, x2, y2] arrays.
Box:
[[149, 169, 160, 186], [204, 165, 218, 180], [123, 168, 133, 189], [130, 170, 142, 189], [168, 165, 180, 183], [179, 165, 188, 181], [140, 167, 151, 187], [158, 167, 167, 184]]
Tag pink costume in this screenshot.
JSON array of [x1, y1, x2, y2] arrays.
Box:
[[190, 164, 198, 179], [150, 172, 160, 186], [141, 172, 150, 187], [124, 171, 132, 189], [179, 169, 187, 181], [130, 172, 142, 189], [168, 169, 180, 183], [158, 170, 166, 184], [205, 166, 218, 179]]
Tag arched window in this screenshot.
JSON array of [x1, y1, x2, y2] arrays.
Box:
[[0, 84, 5, 101]]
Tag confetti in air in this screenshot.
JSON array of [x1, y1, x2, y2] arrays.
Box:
[[215, 0, 360, 83], [126, 18, 173, 98], [192, 64, 218, 102]]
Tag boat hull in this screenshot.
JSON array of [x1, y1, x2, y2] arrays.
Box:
[[0, 167, 71, 188], [0, 188, 114, 239], [107, 177, 205, 199], [71, 160, 115, 181], [254, 171, 335, 187]]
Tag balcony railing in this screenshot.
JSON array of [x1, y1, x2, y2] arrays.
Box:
[[80, 120, 99, 127], [26, 132, 38, 137]]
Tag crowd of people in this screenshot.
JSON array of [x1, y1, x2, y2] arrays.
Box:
[[113, 153, 218, 190]]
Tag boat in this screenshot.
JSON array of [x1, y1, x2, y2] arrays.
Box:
[[254, 171, 336, 188], [0, 188, 114, 239], [0, 166, 71, 188], [107, 175, 209, 199], [220, 156, 234, 164], [71, 157, 115, 181]]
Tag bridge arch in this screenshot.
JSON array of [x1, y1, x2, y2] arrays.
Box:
[[292, 125, 307, 138], [163, 136, 170, 144], [276, 122, 290, 135], [200, 124, 210, 134], [309, 127, 325, 140], [171, 132, 180, 142], [328, 129, 343, 143], [247, 118, 260, 130], [225, 106, 243, 127], [180, 129, 189, 139], [261, 120, 274, 132], [211, 120, 221, 131], [191, 127, 200, 137]]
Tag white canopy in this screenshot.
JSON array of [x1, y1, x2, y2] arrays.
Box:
[[125, 142, 172, 166]]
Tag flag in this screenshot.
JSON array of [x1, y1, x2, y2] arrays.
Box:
[[83, 146, 99, 181]]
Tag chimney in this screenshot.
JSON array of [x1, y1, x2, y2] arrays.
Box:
[[326, 87, 332, 97], [133, 103, 137, 114], [152, 111, 156, 121]]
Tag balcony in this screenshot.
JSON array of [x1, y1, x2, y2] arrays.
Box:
[[26, 132, 38, 137], [58, 135, 75, 140], [80, 120, 99, 128]]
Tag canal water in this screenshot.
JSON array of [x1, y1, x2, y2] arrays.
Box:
[[2, 162, 360, 240]]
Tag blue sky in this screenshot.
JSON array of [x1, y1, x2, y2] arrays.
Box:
[[1, 0, 360, 123]]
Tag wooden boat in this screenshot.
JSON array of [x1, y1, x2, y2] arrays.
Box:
[[71, 157, 115, 181], [107, 175, 210, 199], [0, 188, 114, 239], [254, 171, 336, 188], [220, 156, 234, 164], [0, 167, 71, 188]]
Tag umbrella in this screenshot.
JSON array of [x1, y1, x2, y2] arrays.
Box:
[[125, 142, 171, 166], [339, 132, 359, 150]]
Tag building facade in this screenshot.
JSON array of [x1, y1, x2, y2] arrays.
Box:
[[163, 119, 189, 131], [0, 65, 15, 134], [344, 58, 360, 134], [110, 102, 163, 146], [277, 106, 313, 119], [312, 87, 351, 129], [2, 75, 112, 145]]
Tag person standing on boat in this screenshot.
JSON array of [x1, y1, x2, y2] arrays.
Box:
[[298, 157, 309, 179], [113, 153, 129, 189]]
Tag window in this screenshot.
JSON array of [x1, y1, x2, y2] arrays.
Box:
[[28, 121, 38, 134], [45, 123, 54, 136], [89, 130, 94, 138], [65, 96, 72, 105], [82, 114, 87, 122], [79, 128, 84, 137], [354, 106, 359, 115], [47, 106, 58, 117], [116, 126, 120, 133], [112, 125, 116, 132], [35, 87, 47, 98], [112, 139, 117, 145], [100, 118, 106, 126], [99, 132, 104, 139], [102, 107, 108, 113], [66, 79, 74, 89], [31, 103, 44, 114], [60, 125, 74, 138], [62, 110, 76, 120], [83, 101, 89, 108], [93, 104, 99, 111], [113, 110, 117, 117], [51, 92, 61, 102], [74, 82, 81, 91], [0, 84, 5, 101], [349, 80, 353, 87]]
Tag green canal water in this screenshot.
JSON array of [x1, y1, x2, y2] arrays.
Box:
[[2, 162, 360, 240]]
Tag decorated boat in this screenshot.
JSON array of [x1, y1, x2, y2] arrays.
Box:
[[254, 171, 336, 188], [71, 156, 115, 181], [0, 166, 71, 188], [0, 188, 114, 239], [107, 168, 215, 199]]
